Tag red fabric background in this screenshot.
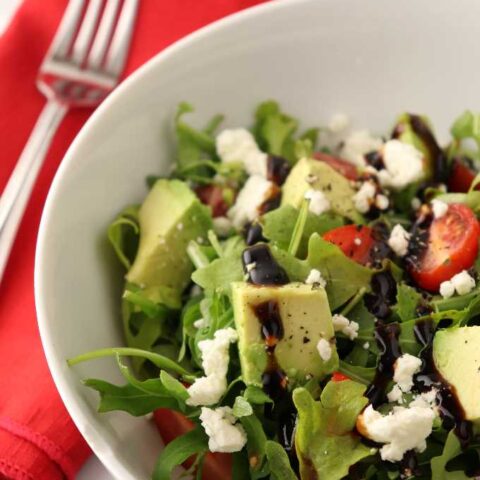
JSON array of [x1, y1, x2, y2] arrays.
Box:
[[0, 0, 265, 478]]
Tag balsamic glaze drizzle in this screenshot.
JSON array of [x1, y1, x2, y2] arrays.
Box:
[[267, 155, 291, 186], [244, 222, 266, 246], [242, 244, 289, 286], [364, 270, 397, 320], [365, 322, 402, 407], [413, 319, 473, 449], [405, 206, 434, 271]]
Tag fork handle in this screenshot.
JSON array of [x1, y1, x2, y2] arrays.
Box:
[[0, 100, 68, 282]]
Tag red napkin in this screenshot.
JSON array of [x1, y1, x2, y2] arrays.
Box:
[[0, 0, 266, 478]]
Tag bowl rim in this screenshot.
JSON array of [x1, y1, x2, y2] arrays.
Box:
[[34, 0, 304, 476]]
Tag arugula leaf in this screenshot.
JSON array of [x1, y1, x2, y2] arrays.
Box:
[[153, 427, 209, 480], [232, 451, 251, 480], [265, 441, 297, 480], [107, 205, 139, 269], [174, 102, 218, 171], [84, 378, 179, 416], [395, 283, 422, 322], [243, 385, 273, 405], [338, 360, 376, 385], [233, 396, 254, 418], [306, 234, 372, 310], [252, 100, 299, 162], [238, 414, 269, 478], [294, 383, 373, 480], [431, 430, 468, 479], [261, 204, 344, 258], [451, 110, 480, 150]]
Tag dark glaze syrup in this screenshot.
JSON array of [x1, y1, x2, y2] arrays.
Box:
[[365, 322, 402, 407], [258, 186, 282, 215], [365, 150, 385, 170], [399, 450, 421, 479], [364, 270, 398, 320], [242, 244, 289, 286], [267, 155, 291, 185], [413, 318, 473, 449], [405, 206, 433, 272], [369, 222, 393, 268], [391, 114, 448, 183], [252, 300, 297, 471], [244, 222, 266, 246]]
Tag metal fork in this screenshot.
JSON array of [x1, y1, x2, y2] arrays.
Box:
[[0, 0, 139, 282]]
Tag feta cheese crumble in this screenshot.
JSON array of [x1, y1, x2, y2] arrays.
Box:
[[388, 224, 411, 257], [359, 404, 436, 462], [377, 140, 424, 189], [387, 385, 404, 404], [304, 189, 331, 215], [212, 216, 233, 237], [393, 354, 422, 392], [305, 269, 327, 287], [317, 338, 332, 361], [375, 194, 389, 211], [353, 180, 376, 213], [187, 328, 238, 406], [439, 270, 476, 298], [216, 128, 268, 177], [340, 130, 383, 167], [332, 314, 359, 340], [200, 406, 247, 453], [431, 199, 449, 219], [193, 318, 207, 329], [227, 175, 274, 228]]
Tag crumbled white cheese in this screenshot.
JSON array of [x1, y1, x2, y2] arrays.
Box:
[[317, 338, 332, 361], [212, 216, 233, 237], [304, 189, 331, 215], [431, 199, 449, 219], [353, 180, 376, 213], [452, 270, 476, 295], [388, 224, 411, 257], [439, 280, 455, 299], [377, 140, 424, 190], [328, 113, 350, 133], [360, 404, 436, 462], [440, 270, 476, 298], [305, 269, 327, 287], [227, 175, 274, 229], [332, 314, 359, 340], [394, 354, 422, 392], [193, 318, 207, 329], [410, 389, 438, 409], [340, 130, 383, 167], [375, 194, 389, 210], [363, 342, 370, 349], [200, 406, 247, 453], [187, 328, 238, 406], [245, 262, 256, 273], [387, 385, 404, 404], [216, 128, 267, 177]]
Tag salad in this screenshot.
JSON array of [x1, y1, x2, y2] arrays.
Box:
[[69, 101, 480, 480]]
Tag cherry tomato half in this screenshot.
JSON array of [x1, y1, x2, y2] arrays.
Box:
[[331, 371, 350, 382], [313, 152, 359, 181], [195, 185, 234, 217], [153, 409, 232, 479], [323, 225, 376, 266], [409, 203, 480, 292], [448, 157, 478, 193]]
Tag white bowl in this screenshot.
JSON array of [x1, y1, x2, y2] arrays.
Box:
[[35, 0, 480, 478]]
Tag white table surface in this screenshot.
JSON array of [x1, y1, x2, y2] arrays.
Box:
[[0, 1, 113, 478]]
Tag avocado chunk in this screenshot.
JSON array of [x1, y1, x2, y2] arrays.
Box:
[[126, 179, 212, 304], [433, 326, 480, 423], [281, 157, 363, 223], [232, 281, 338, 387]]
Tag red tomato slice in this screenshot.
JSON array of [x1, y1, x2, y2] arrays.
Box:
[[409, 203, 480, 291], [331, 371, 350, 382], [323, 225, 376, 266], [313, 152, 358, 180], [195, 185, 233, 217], [448, 157, 478, 193], [153, 409, 232, 479]]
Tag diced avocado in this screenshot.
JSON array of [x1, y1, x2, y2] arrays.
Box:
[[281, 157, 363, 223], [433, 326, 480, 423], [232, 281, 338, 386], [126, 179, 212, 303], [392, 113, 445, 181]]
